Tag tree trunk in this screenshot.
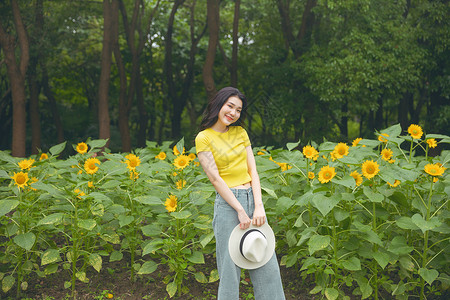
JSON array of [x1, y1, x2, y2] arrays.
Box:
[[202, 0, 219, 100], [0, 0, 30, 157], [231, 0, 240, 87], [375, 97, 384, 130], [28, 0, 44, 154], [41, 66, 65, 143], [339, 100, 348, 140], [398, 93, 411, 131], [98, 0, 114, 146]]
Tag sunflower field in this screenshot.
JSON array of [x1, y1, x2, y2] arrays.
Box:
[[0, 124, 449, 300]]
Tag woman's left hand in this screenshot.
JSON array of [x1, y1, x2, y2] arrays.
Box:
[[252, 204, 266, 227]]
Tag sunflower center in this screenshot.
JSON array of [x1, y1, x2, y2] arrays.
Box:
[[16, 175, 26, 184], [89, 163, 96, 170], [367, 167, 374, 173]]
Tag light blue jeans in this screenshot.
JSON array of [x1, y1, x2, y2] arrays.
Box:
[[213, 187, 285, 300]]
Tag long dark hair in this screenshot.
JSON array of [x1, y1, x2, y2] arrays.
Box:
[[199, 87, 248, 131]]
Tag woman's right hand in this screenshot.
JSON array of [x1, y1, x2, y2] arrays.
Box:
[[237, 209, 251, 230]]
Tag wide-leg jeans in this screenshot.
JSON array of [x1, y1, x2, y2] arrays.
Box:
[[213, 187, 285, 300]]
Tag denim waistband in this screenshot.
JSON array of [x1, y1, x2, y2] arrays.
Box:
[[216, 187, 252, 198]]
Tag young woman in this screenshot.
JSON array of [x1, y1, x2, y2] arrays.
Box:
[[195, 87, 285, 300]]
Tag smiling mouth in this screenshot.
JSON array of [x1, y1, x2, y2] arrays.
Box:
[[225, 115, 233, 121]]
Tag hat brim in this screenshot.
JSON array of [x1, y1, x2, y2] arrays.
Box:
[[228, 222, 276, 270]]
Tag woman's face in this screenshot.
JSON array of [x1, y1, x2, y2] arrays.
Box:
[[217, 96, 243, 127]]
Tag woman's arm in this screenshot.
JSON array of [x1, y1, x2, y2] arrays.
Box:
[[197, 151, 252, 230], [246, 146, 266, 226]]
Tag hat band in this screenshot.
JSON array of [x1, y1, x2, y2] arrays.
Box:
[[239, 229, 266, 259]]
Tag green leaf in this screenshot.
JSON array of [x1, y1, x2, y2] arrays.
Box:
[[37, 213, 64, 226], [110, 251, 123, 262], [118, 215, 134, 227], [171, 210, 192, 219], [137, 261, 158, 275], [194, 271, 208, 283], [14, 232, 36, 251], [142, 240, 164, 256], [209, 269, 219, 283], [294, 214, 304, 227], [88, 139, 108, 150], [175, 137, 185, 155], [134, 195, 162, 205], [373, 252, 390, 269], [332, 174, 356, 188], [64, 281, 71, 289], [286, 139, 301, 151], [166, 281, 177, 298], [200, 232, 215, 248], [311, 194, 340, 217], [308, 235, 330, 255], [188, 251, 205, 264], [396, 216, 420, 230], [100, 232, 120, 244], [0, 200, 19, 216], [419, 268, 439, 285], [89, 253, 102, 272], [100, 180, 122, 189], [363, 186, 384, 202], [276, 196, 294, 213], [261, 186, 278, 199], [309, 286, 322, 294], [78, 219, 96, 231], [141, 224, 162, 237], [41, 249, 61, 265], [49, 141, 67, 156], [388, 236, 413, 255], [342, 257, 361, 271], [411, 214, 441, 234], [75, 271, 88, 283], [2, 275, 15, 293], [0, 170, 9, 178], [325, 287, 339, 300]]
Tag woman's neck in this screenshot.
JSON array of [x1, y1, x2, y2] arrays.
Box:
[[211, 122, 229, 133]]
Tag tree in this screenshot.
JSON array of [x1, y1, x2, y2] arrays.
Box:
[[0, 0, 30, 157], [202, 0, 219, 100], [98, 0, 115, 147]]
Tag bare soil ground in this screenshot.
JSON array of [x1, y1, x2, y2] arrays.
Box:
[[3, 254, 314, 300]]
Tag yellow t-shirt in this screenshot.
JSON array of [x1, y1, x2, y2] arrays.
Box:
[[195, 126, 252, 187]]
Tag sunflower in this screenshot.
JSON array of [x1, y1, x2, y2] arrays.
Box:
[[173, 155, 190, 170], [165, 195, 178, 212], [18, 159, 35, 170], [381, 148, 393, 161], [257, 151, 265, 155], [129, 170, 139, 181], [424, 163, 445, 177], [155, 152, 167, 160], [11, 172, 29, 189], [84, 158, 101, 174], [303, 145, 319, 160], [350, 171, 363, 186], [125, 153, 141, 170], [74, 188, 85, 198], [173, 145, 185, 156], [88, 181, 94, 188], [378, 133, 389, 143], [318, 165, 336, 184], [387, 180, 401, 187], [426, 139, 437, 148], [361, 160, 380, 179], [408, 124, 423, 139], [278, 162, 292, 172], [352, 138, 362, 147], [188, 153, 196, 161], [40, 153, 48, 160], [28, 177, 39, 190], [308, 172, 315, 179], [76, 142, 88, 154], [333, 143, 349, 159], [176, 179, 187, 190]]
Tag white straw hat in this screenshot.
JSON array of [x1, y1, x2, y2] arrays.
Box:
[[228, 223, 276, 269]]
